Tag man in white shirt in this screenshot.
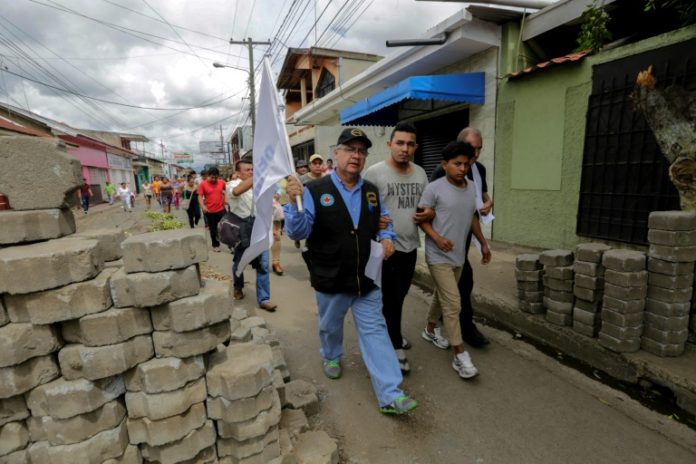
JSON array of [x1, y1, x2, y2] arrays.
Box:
[[227, 158, 276, 312]]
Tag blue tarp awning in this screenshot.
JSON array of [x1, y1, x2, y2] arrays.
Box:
[[339, 72, 485, 126]]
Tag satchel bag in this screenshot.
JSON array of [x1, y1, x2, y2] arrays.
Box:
[[217, 208, 246, 248]]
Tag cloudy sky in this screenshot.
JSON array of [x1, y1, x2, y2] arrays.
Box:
[[0, 0, 462, 168]]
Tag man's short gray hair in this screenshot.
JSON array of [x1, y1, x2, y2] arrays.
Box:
[[456, 127, 481, 142]]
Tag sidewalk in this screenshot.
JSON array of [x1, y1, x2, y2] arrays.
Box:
[[413, 240, 696, 419]]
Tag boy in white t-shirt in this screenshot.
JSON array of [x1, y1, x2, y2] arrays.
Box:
[[117, 183, 132, 212]]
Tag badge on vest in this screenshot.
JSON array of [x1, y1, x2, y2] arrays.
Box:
[[319, 193, 335, 207], [366, 191, 378, 211]]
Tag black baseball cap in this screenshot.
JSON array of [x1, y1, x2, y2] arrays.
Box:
[[337, 127, 372, 149]]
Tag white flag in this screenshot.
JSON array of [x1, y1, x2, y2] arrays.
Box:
[[236, 58, 295, 275]]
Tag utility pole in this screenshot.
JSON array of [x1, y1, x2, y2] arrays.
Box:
[[218, 124, 228, 166], [228, 37, 271, 137]]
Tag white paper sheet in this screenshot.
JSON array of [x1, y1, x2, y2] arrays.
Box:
[[365, 240, 384, 287]]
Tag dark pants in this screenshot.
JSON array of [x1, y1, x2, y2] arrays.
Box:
[[458, 232, 476, 335], [381, 249, 417, 349], [186, 200, 201, 228], [205, 210, 225, 247], [81, 195, 89, 212]]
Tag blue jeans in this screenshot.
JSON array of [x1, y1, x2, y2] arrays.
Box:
[[81, 195, 90, 212], [232, 248, 270, 305], [315, 288, 404, 407]]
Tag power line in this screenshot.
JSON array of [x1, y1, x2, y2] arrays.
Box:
[[0, 68, 242, 111]]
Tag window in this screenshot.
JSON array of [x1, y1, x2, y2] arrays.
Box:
[[315, 69, 336, 99], [576, 39, 694, 244]]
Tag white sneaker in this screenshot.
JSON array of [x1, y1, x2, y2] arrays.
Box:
[[452, 351, 478, 379], [421, 327, 449, 349], [395, 348, 410, 374]]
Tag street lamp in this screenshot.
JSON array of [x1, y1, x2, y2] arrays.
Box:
[[212, 62, 248, 72]]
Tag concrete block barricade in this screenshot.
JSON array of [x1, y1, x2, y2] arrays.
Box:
[[0, 323, 62, 368], [515, 254, 544, 314], [139, 419, 216, 463], [0, 136, 82, 211], [125, 265, 201, 308], [126, 402, 207, 447], [125, 377, 207, 421], [540, 250, 574, 326], [26, 376, 125, 419], [0, 355, 60, 399], [120, 228, 208, 274], [644, 210, 696, 357], [598, 249, 647, 353], [0, 209, 76, 245], [151, 279, 233, 332], [109, 268, 136, 308], [152, 320, 232, 358], [124, 355, 205, 394], [0, 237, 103, 295], [61, 306, 152, 347]]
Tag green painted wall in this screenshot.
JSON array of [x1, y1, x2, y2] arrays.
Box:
[[493, 25, 696, 249]]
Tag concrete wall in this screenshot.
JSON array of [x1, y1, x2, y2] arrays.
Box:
[[493, 26, 696, 249]]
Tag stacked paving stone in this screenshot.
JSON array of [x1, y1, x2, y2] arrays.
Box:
[[540, 250, 575, 326], [515, 254, 544, 314], [643, 211, 696, 357], [572, 243, 611, 337], [598, 249, 647, 353]]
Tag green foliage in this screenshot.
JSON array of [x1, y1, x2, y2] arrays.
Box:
[[144, 210, 185, 231], [575, 1, 612, 52], [644, 0, 696, 26]]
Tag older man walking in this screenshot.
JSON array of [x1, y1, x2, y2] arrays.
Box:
[[284, 128, 418, 415]]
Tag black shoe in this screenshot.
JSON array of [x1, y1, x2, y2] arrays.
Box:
[[463, 326, 490, 348]]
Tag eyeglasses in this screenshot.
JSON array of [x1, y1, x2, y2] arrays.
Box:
[[339, 145, 368, 157]]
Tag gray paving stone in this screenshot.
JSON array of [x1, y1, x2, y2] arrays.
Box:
[[648, 271, 694, 290], [643, 312, 689, 331], [139, 420, 216, 464], [515, 269, 543, 282], [103, 445, 141, 464], [604, 283, 647, 300], [0, 355, 59, 399], [517, 281, 544, 291], [600, 321, 643, 339], [0, 396, 28, 428], [574, 298, 602, 313], [0, 323, 62, 368], [58, 335, 154, 381], [601, 249, 646, 272], [0, 297, 7, 327], [126, 265, 201, 307], [153, 320, 231, 358], [642, 326, 689, 344], [216, 394, 281, 441], [217, 427, 278, 460], [574, 260, 605, 277], [604, 270, 648, 287], [648, 210, 696, 231], [125, 378, 207, 421], [645, 298, 691, 317], [574, 274, 603, 290], [572, 320, 599, 338], [124, 355, 205, 394], [647, 257, 694, 276], [61, 306, 152, 347], [575, 242, 611, 263], [546, 289, 574, 303], [109, 268, 135, 308], [0, 238, 103, 295], [646, 285, 692, 303], [648, 228, 696, 247], [26, 376, 125, 419], [293, 430, 339, 464], [4, 268, 115, 325], [0, 421, 29, 456], [601, 308, 644, 327], [543, 266, 573, 280], [279, 409, 309, 440], [0, 136, 82, 211], [151, 279, 232, 332], [206, 385, 276, 423], [206, 342, 274, 401], [603, 295, 645, 314], [543, 276, 573, 292], [572, 307, 600, 326], [283, 380, 319, 416], [539, 250, 573, 267], [515, 254, 541, 271], [649, 244, 696, 263], [640, 337, 685, 357], [598, 332, 641, 353], [518, 290, 543, 303], [0, 209, 76, 245], [573, 286, 602, 302], [27, 419, 129, 464], [27, 400, 126, 446], [72, 228, 126, 262], [545, 309, 572, 326], [126, 402, 207, 447], [121, 229, 208, 274]]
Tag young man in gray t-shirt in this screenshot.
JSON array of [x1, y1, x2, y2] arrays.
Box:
[[419, 141, 491, 380], [364, 122, 431, 374]]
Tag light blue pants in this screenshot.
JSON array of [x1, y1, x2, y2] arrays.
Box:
[[315, 288, 404, 407], [232, 249, 270, 305]]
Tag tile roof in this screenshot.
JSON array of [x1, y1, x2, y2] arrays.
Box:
[[509, 49, 593, 79]]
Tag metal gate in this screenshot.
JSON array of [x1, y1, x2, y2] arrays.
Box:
[[576, 39, 695, 245], [414, 109, 469, 178]]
